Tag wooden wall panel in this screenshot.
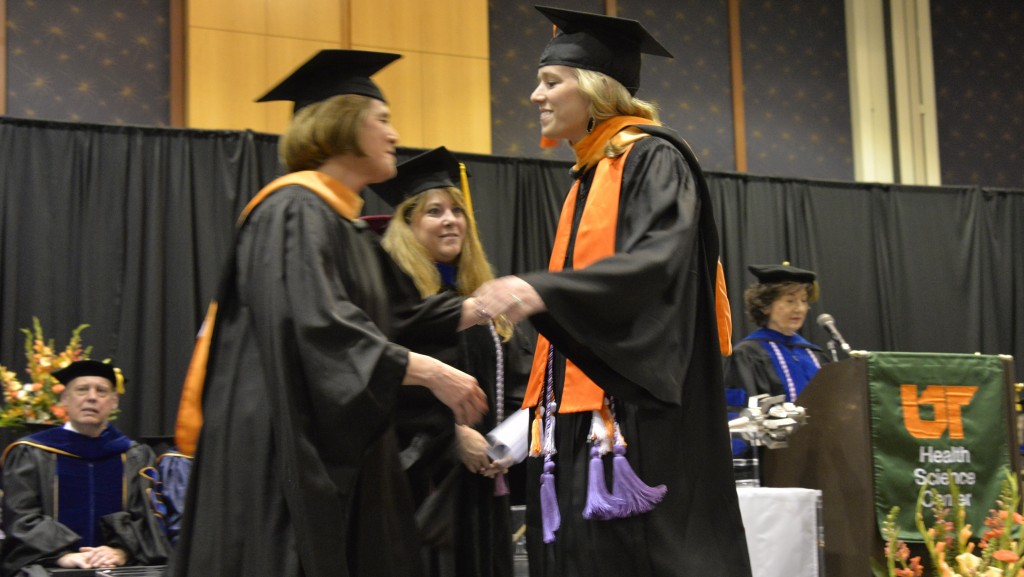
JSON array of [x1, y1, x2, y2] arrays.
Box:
[[0, 0, 6, 115], [352, 0, 487, 58], [185, 0, 491, 153], [189, 0, 265, 34], [188, 29, 268, 129], [369, 50, 425, 146], [349, 0, 491, 152], [420, 53, 491, 153], [419, 0, 488, 58], [350, 0, 424, 52], [267, 0, 344, 44], [264, 37, 344, 133]]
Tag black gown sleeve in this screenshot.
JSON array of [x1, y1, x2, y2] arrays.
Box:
[[100, 443, 171, 565], [374, 251, 464, 479], [1, 444, 79, 575], [237, 189, 410, 461], [0, 442, 169, 575], [374, 243, 463, 346], [724, 339, 783, 400], [522, 136, 705, 406]]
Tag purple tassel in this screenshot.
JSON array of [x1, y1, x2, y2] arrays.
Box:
[[494, 472, 509, 497], [612, 444, 667, 517], [540, 460, 560, 543], [583, 446, 624, 520]]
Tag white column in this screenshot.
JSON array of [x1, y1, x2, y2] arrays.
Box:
[[845, 0, 895, 183], [889, 0, 942, 185]]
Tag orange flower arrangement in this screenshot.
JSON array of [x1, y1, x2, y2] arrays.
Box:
[[0, 318, 91, 428], [881, 467, 1024, 577]]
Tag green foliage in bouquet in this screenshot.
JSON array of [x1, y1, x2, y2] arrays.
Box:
[[0, 318, 91, 427], [880, 468, 1024, 577]]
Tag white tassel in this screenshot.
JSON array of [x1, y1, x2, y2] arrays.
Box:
[[588, 410, 612, 455]]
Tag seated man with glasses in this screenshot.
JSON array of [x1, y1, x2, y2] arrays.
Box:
[[1, 360, 170, 577]]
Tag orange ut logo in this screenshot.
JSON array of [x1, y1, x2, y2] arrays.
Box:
[[900, 385, 978, 439]]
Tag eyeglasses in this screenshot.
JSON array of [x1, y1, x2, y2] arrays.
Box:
[[68, 385, 115, 398]]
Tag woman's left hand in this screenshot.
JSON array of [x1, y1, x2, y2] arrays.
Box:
[[455, 424, 493, 474], [471, 276, 545, 324], [479, 455, 513, 478]]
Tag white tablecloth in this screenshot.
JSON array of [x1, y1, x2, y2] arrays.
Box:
[[737, 486, 822, 577]]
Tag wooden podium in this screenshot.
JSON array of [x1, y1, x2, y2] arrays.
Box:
[[762, 354, 1019, 577]]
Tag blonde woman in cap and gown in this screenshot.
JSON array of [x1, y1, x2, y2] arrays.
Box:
[[370, 146, 529, 577], [471, 7, 752, 577]]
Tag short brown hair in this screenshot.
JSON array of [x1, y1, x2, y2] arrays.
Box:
[[744, 282, 817, 326], [279, 94, 374, 172]]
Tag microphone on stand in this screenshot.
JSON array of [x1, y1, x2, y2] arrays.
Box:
[[824, 339, 839, 362], [816, 313, 851, 355]]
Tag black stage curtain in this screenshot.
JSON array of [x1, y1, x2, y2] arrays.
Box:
[[1, 117, 1022, 439], [0, 118, 281, 438], [712, 174, 1024, 369]]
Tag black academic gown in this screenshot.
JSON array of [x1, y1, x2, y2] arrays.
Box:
[[724, 335, 830, 402], [170, 186, 421, 577], [520, 128, 753, 577], [447, 324, 530, 577], [379, 256, 529, 577], [1, 429, 170, 577]]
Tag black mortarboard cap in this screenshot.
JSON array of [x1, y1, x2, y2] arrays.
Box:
[[748, 263, 817, 285], [53, 360, 117, 387], [256, 49, 401, 113], [370, 147, 463, 208], [536, 6, 672, 96]]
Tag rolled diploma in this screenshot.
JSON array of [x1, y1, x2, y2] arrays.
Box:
[[485, 407, 530, 464]]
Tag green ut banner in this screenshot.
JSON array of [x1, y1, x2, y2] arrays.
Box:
[[868, 352, 1011, 541]]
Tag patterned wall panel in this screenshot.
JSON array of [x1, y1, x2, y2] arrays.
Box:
[[740, 0, 853, 181], [489, 0, 735, 171], [489, 0, 602, 163], [931, 1, 1023, 189], [616, 0, 734, 173], [6, 0, 170, 126]]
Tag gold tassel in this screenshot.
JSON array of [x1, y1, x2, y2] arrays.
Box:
[[459, 162, 473, 214], [530, 405, 543, 457], [114, 367, 125, 395]]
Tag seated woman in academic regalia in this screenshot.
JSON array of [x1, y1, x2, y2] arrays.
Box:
[[724, 263, 830, 407], [0, 360, 170, 577]]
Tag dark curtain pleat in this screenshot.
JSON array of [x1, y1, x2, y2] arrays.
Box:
[[0, 118, 281, 438], [112, 129, 281, 437], [1, 116, 1022, 440], [711, 173, 1024, 381], [509, 158, 571, 276]]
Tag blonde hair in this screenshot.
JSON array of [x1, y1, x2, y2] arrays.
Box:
[[279, 94, 374, 172], [382, 186, 513, 340], [572, 68, 661, 157], [573, 68, 660, 123]]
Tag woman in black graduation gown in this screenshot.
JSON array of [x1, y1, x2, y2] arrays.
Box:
[[469, 8, 752, 577], [170, 51, 487, 577], [372, 147, 530, 577], [724, 263, 830, 405]]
